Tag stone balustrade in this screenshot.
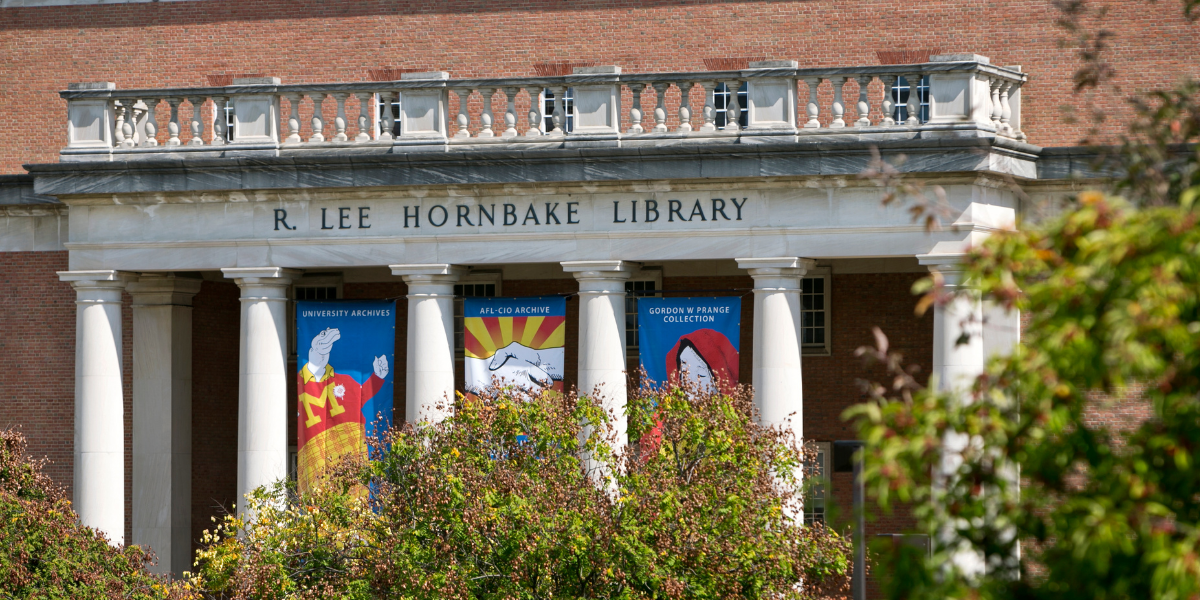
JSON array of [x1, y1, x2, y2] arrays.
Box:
[[60, 54, 1025, 161]]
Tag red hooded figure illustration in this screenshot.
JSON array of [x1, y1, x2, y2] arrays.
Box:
[[665, 328, 740, 394]]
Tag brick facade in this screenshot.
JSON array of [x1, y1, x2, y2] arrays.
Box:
[[3, 0, 1200, 173]]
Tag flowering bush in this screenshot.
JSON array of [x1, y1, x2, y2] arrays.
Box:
[[193, 382, 852, 599], [0, 428, 194, 599]]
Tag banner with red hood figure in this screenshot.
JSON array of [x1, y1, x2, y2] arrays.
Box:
[[637, 297, 741, 393]]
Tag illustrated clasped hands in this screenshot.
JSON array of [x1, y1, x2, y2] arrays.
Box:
[[488, 341, 560, 390]]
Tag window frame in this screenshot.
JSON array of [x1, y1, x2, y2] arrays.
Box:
[[624, 268, 663, 361], [289, 276, 344, 359], [714, 82, 749, 130], [453, 271, 503, 362], [801, 267, 832, 356], [804, 441, 832, 525], [890, 75, 931, 124], [541, 88, 575, 133]]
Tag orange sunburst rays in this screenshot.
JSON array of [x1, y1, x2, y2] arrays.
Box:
[[464, 315, 566, 359]]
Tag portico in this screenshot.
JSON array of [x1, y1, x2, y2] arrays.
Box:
[[31, 55, 1030, 576]]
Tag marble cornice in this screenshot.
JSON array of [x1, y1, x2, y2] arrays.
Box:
[[27, 136, 1042, 198]]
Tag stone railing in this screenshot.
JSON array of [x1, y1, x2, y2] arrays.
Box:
[[60, 54, 1026, 161]]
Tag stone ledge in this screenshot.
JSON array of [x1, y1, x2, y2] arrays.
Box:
[[27, 136, 1043, 197], [0, 174, 61, 206]]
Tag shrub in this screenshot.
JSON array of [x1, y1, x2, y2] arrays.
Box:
[[0, 428, 195, 599], [193, 383, 852, 599]]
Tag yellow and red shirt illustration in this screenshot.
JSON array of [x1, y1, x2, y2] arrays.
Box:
[[297, 364, 384, 492]]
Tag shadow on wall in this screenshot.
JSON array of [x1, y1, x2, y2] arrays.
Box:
[[0, 0, 808, 29]]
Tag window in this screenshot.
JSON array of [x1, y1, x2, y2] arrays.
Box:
[[625, 273, 663, 358], [376, 94, 402, 138], [222, 100, 235, 143], [801, 268, 831, 355], [714, 82, 748, 130], [542, 88, 574, 133], [288, 446, 298, 483], [890, 75, 930, 124], [804, 441, 831, 525], [453, 274, 501, 358], [289, 280, 343, 358]]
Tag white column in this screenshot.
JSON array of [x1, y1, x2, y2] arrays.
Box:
[[222, 268, 298, 516], [736, 258, 814, 441], [918, 257, 985, 392], [561, 260, 633, 454], [59, 269, 134, 546], [918, 255, 992, 577], [390, 264, 464, 424], [127, 275, 201, 575]]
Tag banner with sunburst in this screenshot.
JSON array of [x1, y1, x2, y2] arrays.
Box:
[[464, 296, 567, 395]]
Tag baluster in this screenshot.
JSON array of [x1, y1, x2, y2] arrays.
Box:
[[310, 94, 327, 143], [830, 79, 846, 128], [652, 82, 669, 133], [479, 88, 495, 138], [141, 99, 158, 147], [552, 86, 567, 135], [881, 76, 896, 126], [332, 93, 349, 142], [166, 98, 182, 146], [501, 87, 519, 138], [628, 83, 644, 134], [677, 81, 694, 133], [189, 97, 206, 145], [700, 81, 717, 132], [855, 76, 871, 126], [211, 95, 227, 145], [113, 100, 130, 148], [129, 98, 144, 146], [804, 78, 821, 128], [724, 80, 741, 131], [905, 74, 920, 126], [526, 88, 542, 137], [990, 78, 1003, 131], [379, 91, 395, 141], [999, 81, 1014, 136], [355, 93, 371, 142], [284, 94, 302, 143], [454, 89, 472, 138]]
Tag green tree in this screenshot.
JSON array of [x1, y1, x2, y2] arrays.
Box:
[[847, 1, 1200, 596]]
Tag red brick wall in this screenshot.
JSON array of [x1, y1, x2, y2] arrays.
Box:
[[0, 251, 76, 493], [3, 0, 1200, 173], [189, 280, 241, 552]]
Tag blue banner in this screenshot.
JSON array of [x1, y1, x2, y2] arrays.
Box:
[[638, 296, 741, 393], [295, 300, 395, 491]]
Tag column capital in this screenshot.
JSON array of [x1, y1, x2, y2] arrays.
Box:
[[561, 260, 637, 279], [221, 267, 301, 287], [127, 274, 203, 307], [59, 270, 135, 303], [736, 257, 816, 279], [917, 253, 969, 287], [59, 269, 136, 288], [390, 263, 466, 286]]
